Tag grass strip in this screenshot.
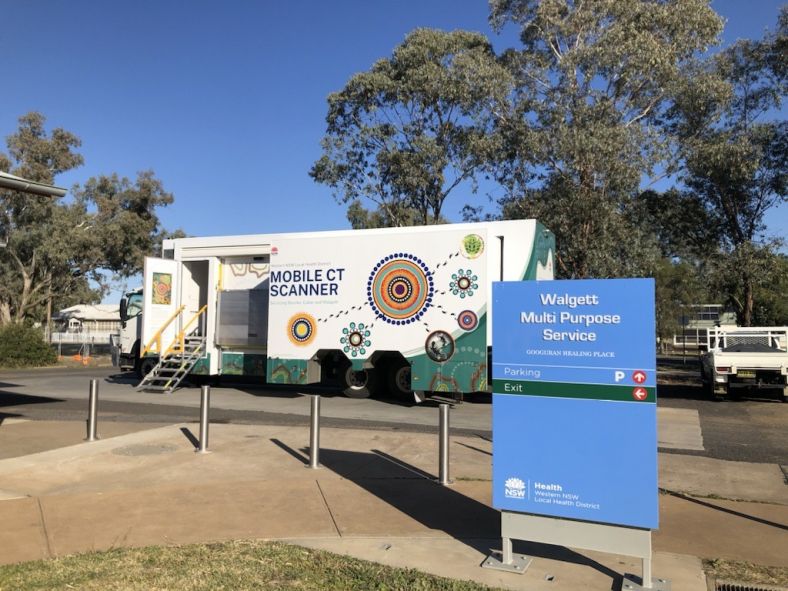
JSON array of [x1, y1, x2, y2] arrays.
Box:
[[703, 558, 788, 588], [0, 540, 503, 591]]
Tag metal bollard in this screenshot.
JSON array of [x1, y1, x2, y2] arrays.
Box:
[[308, 395, 321, 469], [85, 379, 99, 441], [438, 403, 452, 485], [197, 385, 210, 453]]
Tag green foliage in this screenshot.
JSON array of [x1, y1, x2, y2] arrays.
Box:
[[751, 254, 788, 326], [311, 28, 513, 227], [0, 323, 57, 368], [672, 9, 787, 325], [635, 189, 718, 261], [500, 177, 659, 278], [0, 112, 178, 326], [653, 259, 708, 342], [488, 0, 723, 279]]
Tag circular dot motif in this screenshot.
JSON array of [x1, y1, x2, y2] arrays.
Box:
[[340, 322, 372, 358], [367, 255, 434, 324], [288, 313, 316, 347], [457, 310, 478, 331], [449, 269, 478, 298], [460, 234, 485, 259], [425, 330, 455, 362]]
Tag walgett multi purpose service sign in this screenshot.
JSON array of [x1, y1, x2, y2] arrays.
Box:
[[492, 279, 658, 529]]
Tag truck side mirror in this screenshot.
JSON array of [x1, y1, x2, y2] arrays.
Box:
[[119, 297, 128, 322]]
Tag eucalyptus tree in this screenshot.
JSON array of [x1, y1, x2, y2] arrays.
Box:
[[489, 0, 724, 278], [675, 8, 787, 325], [311, 28, 514, 227], [0, 112, 177, 325]]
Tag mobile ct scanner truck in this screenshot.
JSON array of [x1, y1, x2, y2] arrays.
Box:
[[113, 220, 554, 399]]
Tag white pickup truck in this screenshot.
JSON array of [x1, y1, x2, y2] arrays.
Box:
[[700, 326, 788, 401]]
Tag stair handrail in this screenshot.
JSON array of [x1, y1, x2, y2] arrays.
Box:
[[142, 305, 186, 357], [164, 305, 208, 357]]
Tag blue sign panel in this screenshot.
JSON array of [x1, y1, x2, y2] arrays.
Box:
[[492, 278, 658, 529]]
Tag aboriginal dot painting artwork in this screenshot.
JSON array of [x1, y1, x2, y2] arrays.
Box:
[[367, 255, 434, 324], [288, 313, 317, 346], [270, 230, 492, 391], [152, 273, 172, 305]]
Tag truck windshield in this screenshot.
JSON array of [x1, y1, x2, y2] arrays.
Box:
[[126, 293, 143, 319]]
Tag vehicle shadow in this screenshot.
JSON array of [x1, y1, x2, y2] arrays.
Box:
[[270, 438, 623, 588], [104, 372, 139, 385], [656, 383, 708, 401]]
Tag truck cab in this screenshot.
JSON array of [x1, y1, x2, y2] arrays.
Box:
[[113, 287, 149, 376]]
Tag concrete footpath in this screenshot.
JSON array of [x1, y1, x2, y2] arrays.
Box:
[[0, 419, 786, 591]]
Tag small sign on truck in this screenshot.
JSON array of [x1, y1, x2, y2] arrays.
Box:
[[700, 326, 788, 401]]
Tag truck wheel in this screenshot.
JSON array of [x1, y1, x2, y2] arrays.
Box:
[[387, 362, 413, 400], [341, 366, 378, 399], [136, 357, 158, 381]]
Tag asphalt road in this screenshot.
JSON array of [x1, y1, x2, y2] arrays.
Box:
[[1, 363, 786, 464]]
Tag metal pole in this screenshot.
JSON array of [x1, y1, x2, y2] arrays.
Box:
[[86, 379, 99, 441], [308, 395, 321, 469], [642, 556, 652, 589], [439, 403, 452, 485], [197, 385, 210, 453], [502, 537, 513, 565]]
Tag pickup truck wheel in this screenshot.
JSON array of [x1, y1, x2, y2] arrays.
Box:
[[341, 366, 378, 399]]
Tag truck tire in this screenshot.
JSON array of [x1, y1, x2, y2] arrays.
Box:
[[387, 361, 413, 400], [341, 366, 378, 399], [136, 356, 158, 381]]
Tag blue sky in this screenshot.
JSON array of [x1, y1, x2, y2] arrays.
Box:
[[1, 1, 785, 300]]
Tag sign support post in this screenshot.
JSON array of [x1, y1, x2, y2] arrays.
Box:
[[483, 279, 668, 591]]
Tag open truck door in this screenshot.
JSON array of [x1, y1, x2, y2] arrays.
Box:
[[141, 257, 180, 359]]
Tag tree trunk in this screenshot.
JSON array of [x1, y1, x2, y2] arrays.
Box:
[[0, 301, 11, 326], [742, 275, 754, 327]]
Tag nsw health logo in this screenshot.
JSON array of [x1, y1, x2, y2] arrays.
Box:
[[504, 477, 526, 499]]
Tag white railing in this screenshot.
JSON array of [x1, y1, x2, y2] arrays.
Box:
[[49, 331, 116, 345], [706, 326, 788, 351], [672, 330, 709, 349]]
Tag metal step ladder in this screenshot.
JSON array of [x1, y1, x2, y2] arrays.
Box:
[[136, 335, 206, 394]]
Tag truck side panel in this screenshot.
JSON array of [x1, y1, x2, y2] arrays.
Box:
[[265, 227, 490, 392]]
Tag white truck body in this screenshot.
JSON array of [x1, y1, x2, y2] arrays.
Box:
[[700, 326, 788, 400], [115, 220, 554, 397]]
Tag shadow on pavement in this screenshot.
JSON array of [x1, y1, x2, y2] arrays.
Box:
[[0, 392, 64, 407], [180, 427, 200, 449], [0, 412, 24, 424], [455, 441, 492, 457], [270, 438, 309, 464], [104, 372, 138, 385], [657, 383, 708, 401], [269, 438, 622, 585], [661, 489, 788, 531]]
